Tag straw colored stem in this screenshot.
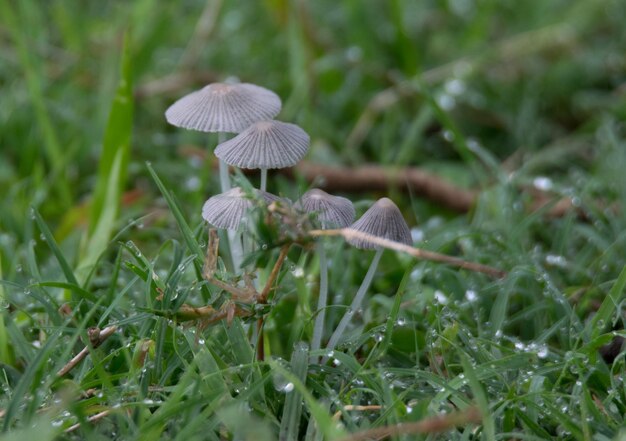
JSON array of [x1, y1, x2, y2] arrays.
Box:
[[310, 228, 506, 278], [324, 248, 383, 360]]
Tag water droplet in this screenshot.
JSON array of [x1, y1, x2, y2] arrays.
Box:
[[465, 289, 477, 302], [434, 290, 448, 305], [536, 345, 549, 359], [545, 254, 567, 268], [533, 176, 553, 191]]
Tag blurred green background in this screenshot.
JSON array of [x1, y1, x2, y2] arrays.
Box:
[[2, 1, 626, 438]]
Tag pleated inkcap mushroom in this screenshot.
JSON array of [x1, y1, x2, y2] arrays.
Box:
[[165, 83, 282, 133], [215, 120, 310, 170], [296, 189, 355, 229], [348, 197, 412, 249], [201, 187, 280, 230]]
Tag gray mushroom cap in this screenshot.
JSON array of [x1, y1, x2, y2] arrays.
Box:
[[201, 187, 280, 230], [165, 83, 282, 133], [295, 189, 355, 229], [214, 120, 310, 169], [347, 198, 412, 249]]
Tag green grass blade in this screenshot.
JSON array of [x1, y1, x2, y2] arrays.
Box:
[[460, 353, 495, 441], [146, 163, 203, 260], [269, 359, 345, 441], [279, 342, 309, 441], [585, 264, 626, 342], [77, 31, 134, 285], [31, 208, 78, 286]]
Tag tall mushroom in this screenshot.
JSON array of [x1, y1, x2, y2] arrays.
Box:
[[165, 82, 282, 192], [324, 197, 412, 357], [295, 189, 355, 354], [214, 120, 310, 192]]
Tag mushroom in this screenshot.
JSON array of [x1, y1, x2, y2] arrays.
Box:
[[165, 82, 282, 192], [295, 189, 355, 353], [202, 186, 280, 269], [214, 120, 310, 192], [324, 197, 412, 356]]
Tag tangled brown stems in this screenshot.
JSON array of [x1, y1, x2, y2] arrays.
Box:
[[310, 228, 506, 278]]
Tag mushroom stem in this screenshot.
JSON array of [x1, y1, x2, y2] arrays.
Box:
[[324, 248, 384, 360], [217, 132, 231, 192], [260, 168, 268, 192], [219, 159, 231, 192], [311, 241, 329, 355], [216, 132, 241, 271]]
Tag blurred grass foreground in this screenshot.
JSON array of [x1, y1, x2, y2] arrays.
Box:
[[1, 0, 626, 439]]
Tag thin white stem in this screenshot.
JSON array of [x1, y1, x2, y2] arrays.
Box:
[[216, 132, 239, 271], [217, 132, 230, 192], [219, 159, 231, 192], [260, 168, 267, 192], [311, 242, 328, 355], [324, 248, 383, 361], [228, 229, 243, 273]]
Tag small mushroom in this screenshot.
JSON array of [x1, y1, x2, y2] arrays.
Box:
[[346, 197, 412, 249], [165, 82, 282, 192], [325, 197, 412, 357], [201, 186, 280, 230], [295, 189, 355, 354], [202, 187, 280, 270], [215, 120, 310, 191], [295, 189, 355, 229]]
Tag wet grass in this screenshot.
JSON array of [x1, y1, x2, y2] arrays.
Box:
[[1, 0, 626, 439]]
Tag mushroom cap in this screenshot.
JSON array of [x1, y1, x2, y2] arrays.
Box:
[[201, 187, 280, 230], [347, 198, 412, 249], [295, 189, 355, 229], [165, 83, 282, 133], [214, 120, 310, 169]]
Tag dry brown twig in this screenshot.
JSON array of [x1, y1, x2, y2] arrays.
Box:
[[310, 228, 506, 278], [64, 410, 113, 433], [332, 405, 382, 422], [336, 407, 482, 441], [56, 325, 118, 377]]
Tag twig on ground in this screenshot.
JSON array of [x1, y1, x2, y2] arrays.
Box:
[[310, 228, 506, 278], [181, 146, 586, 217], [64, 409, 113, 433], [332, 405, 382, 422], [336, 407, 482, 441], [56, 326, 118, 377]]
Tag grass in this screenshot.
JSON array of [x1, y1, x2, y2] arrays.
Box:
[[1, 0, 626, 439]]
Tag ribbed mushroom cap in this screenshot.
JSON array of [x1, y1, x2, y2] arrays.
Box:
[[165, 83, 282, 133], [347, 198, 412, 249], [296, 189, 355, 229], [201, 187, 280, 230], [214, 120, 310, 169]]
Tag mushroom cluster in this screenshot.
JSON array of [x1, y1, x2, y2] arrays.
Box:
[[166, 81, 414, 361]]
